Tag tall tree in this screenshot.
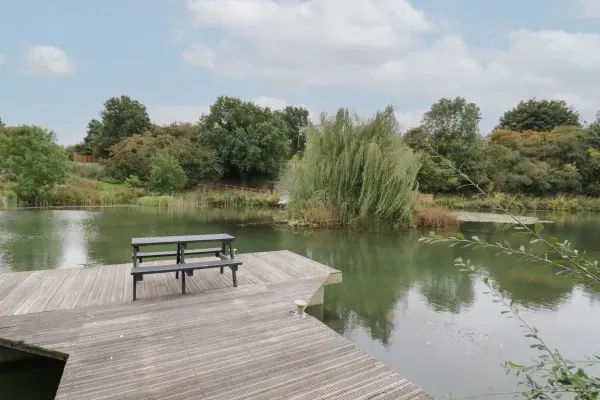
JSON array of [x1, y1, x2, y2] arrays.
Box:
[[82, 95, 152, 158], [198, 96, 290, 183], [421, 97, 482, 161], [275, 106, 310, 156], [421, 97, 484, 192], [0, 126, 70, 200], [77, 119, 103, 155], [498, 99, 580, 132]]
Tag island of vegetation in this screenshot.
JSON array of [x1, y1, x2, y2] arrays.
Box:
[[1, 95, 599, 229]]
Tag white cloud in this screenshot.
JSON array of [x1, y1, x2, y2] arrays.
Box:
[[0, 54, 6, 65], [181, 44, 216, 70], [180, 0, 600, 125], [24, 45, 74, 77], [579, 0, 600, 18], [149, 96, 291, 126]]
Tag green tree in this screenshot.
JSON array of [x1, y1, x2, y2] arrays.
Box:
[[590, 111, 600, 136], [0, 126, 70, 200], [83, 95, 152, 158], [275, 106, 310, 156], [147, 149, 187, 194], [403, 126, 430, 151], [105, 131, 220, 186], [422, 97, 482, 161], [420, 97, 485, 192], [77, 119, 103, 155], [498, 99, 580, 132], [199, 96, 290, 183]]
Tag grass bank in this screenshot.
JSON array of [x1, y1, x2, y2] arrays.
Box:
[[135, 190, 279, 209], [0, 173, 280, 209], [434, 193, 600, 212]]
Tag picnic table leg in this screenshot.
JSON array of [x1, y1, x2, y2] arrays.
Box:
[[220, 243, 226, 273], [181, 270, 186, 295], [176, 244, 181, 279], [231, 265, 238, 287], [180, 243, 187, 263], [133, 245, 143, 281], [133, 276, 137, 301]]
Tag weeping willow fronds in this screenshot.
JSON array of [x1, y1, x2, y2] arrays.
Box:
[[288, 107, 422, 228]]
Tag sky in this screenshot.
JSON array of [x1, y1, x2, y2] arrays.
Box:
[[1, 0, 600, 145]]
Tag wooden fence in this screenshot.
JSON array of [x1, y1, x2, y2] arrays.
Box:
[[73, 154, 97, 164], [199, 182, 273, 194]]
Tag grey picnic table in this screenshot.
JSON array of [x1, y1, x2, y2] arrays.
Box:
[[130, 233, 239, 300]]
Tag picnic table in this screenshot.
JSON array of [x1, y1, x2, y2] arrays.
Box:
[[130, 233, 241, 300]]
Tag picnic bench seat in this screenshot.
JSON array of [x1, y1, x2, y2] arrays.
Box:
[[133, 247, 222, 262], [131, 259, 242, 300]]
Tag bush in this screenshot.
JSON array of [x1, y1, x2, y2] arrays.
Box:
[[147, 150, 187, 194], [49, 185, 144, 206], [72, 163, 106, 180], [104, 133, 221, 186], [434, 194, 600, 212], [0, 125, 70, 201], [413, 206, 458, 229], [124, 175, 144, 188]]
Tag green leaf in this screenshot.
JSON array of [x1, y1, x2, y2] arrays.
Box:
[[483, 277, 489, 284], [456, 232, 464, 240], [534, 223, 543, 235]]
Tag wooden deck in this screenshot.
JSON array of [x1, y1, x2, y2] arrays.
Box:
[[0, 250, 433, 400]]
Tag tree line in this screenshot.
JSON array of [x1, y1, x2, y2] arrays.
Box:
[[71, 95, 309, 193], [2, 95, 600, 200], [406, 98, 600, 196]]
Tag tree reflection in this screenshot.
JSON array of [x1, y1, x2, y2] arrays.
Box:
[[0, 210, 66, 271]]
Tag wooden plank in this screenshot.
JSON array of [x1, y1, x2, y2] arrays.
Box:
[[0, 271, 31, 303], [43, 268, 81, 311], [0, 271, 46, 316], [131, 259, 242, 275], [132, 234, 234, 246], [136, 248, 221, 258], [20, 269, 73, 314], [58, 266, 95, 310]]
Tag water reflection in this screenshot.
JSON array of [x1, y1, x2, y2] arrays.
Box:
[[1, 208, 599, 398]]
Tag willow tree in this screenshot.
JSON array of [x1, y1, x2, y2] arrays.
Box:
[[288, 107, 421, 228]]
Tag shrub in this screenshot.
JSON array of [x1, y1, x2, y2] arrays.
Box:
[[147, 150, 187, 194], [105, 133, 221, 186], [0, 125, 70, 201], [72, 163, 106, 180], [413, 206, 458, 229], [124, 175, 144, 188]]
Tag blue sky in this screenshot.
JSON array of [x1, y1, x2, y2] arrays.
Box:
[[1, 0, 600, 145]]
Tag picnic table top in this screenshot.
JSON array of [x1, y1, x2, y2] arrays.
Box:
[[131, 233, 235, 246]]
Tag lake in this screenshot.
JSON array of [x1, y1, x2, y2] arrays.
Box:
[[1, 207, 599, 399]]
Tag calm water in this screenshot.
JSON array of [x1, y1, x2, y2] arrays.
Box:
[[1, 207, 600, 398]]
